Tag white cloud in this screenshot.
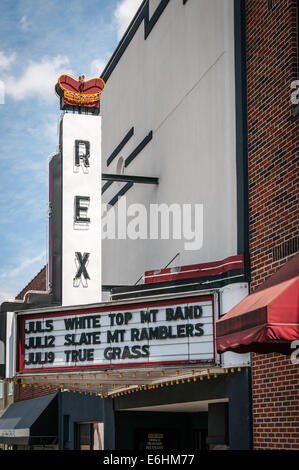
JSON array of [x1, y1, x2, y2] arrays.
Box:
[[90, 58, 107, 77], [1, 251, 46, 280], [0, 51, 16, 71], [114, 0, 143, 41], [43, 118, 59, 144], [5, 55, 71, 101], [20, 15, 31, 32], [0, 250, 46, 302], [25, 113, 59, 145], [0, 291, 16, 303]]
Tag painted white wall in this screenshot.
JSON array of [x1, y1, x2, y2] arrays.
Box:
[[219, 283, 250, 366], [61, 114, 101, 306], [101, 0, 237, 286], [5, 312, 15, 378]]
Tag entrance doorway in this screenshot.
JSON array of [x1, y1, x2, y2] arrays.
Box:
[[115, 399, 228, 451]]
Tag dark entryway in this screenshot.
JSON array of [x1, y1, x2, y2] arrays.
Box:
[[115, 411, 208, 450], [112, 369, 252, 450]]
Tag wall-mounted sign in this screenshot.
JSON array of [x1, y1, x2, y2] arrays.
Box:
[[55, 74, 105, 113], [61, 113, 102, 306], [145, 433, 164, 450], [17, 296, 215, 372]]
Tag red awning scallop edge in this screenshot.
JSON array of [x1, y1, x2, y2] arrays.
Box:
[[216, 274, 299, 355]]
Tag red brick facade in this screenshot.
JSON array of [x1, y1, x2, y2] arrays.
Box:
[[251, 352, 299, 449], [15, 265, 47, 301], [14, 384, 56, 403], [246, 0, 299, 450]]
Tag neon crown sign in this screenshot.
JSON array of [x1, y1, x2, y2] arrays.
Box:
[[55, 74, 105, 114]]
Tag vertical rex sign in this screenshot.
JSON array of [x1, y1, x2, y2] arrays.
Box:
[[61, 114, 102, 306]]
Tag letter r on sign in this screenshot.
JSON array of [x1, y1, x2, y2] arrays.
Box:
[[75, 140, 90, 168]]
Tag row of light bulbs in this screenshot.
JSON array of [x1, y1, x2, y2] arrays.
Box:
[[109, 367, 243, 398], [9, 367, 242, 384], [13, 367, 243, 399]]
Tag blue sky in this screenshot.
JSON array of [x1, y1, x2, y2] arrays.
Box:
[[0, 0, 143, 302]]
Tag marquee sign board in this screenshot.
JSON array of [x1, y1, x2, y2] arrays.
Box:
[[17, 296, 215, 372]]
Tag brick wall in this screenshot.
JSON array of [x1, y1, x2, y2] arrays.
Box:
[[251, 352, 299, 449], [247, 0, 298, 290], [14, 383, 56, 403], [15, 265, 47, 301], [246, 0, 299, 450]]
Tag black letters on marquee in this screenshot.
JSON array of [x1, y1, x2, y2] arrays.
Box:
[[25, 319, 54, 334]]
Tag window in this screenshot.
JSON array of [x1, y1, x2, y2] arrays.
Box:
[[75, 422, 104, 450], [77, 423, 92, 450]]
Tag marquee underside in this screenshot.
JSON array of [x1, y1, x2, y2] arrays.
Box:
[[14, 364, 246, 398]]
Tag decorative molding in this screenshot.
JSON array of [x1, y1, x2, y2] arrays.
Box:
[[234, 0, 250, 282], [102, 174, 158, 185], [111, 270, 246, 302], [101, 180, 113, 195], [102, 0, 170, 83], [108, 182, 134, 207], [125, 131, 153, 167], [107, 127, 134, 167]]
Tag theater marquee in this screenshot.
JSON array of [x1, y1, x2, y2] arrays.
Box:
[[17, 296, 215, 372]]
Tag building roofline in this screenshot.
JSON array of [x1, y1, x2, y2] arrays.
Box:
[[15, 265, 47, 300], [101, 0, 147, 82]]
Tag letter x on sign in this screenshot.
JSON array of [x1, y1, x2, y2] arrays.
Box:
[[74, 252, 90, 280]]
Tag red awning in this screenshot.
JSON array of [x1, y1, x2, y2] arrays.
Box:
[[216, 270, 299, 354]]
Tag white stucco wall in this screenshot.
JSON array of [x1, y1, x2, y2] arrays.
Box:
[[101, 0, 237, 286]]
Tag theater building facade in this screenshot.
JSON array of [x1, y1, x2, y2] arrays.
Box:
[[0, 0, 297, 451], [217, 0, 299, 450]]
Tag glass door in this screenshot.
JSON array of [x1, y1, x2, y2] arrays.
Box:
[[75, 422, 104, 450]]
